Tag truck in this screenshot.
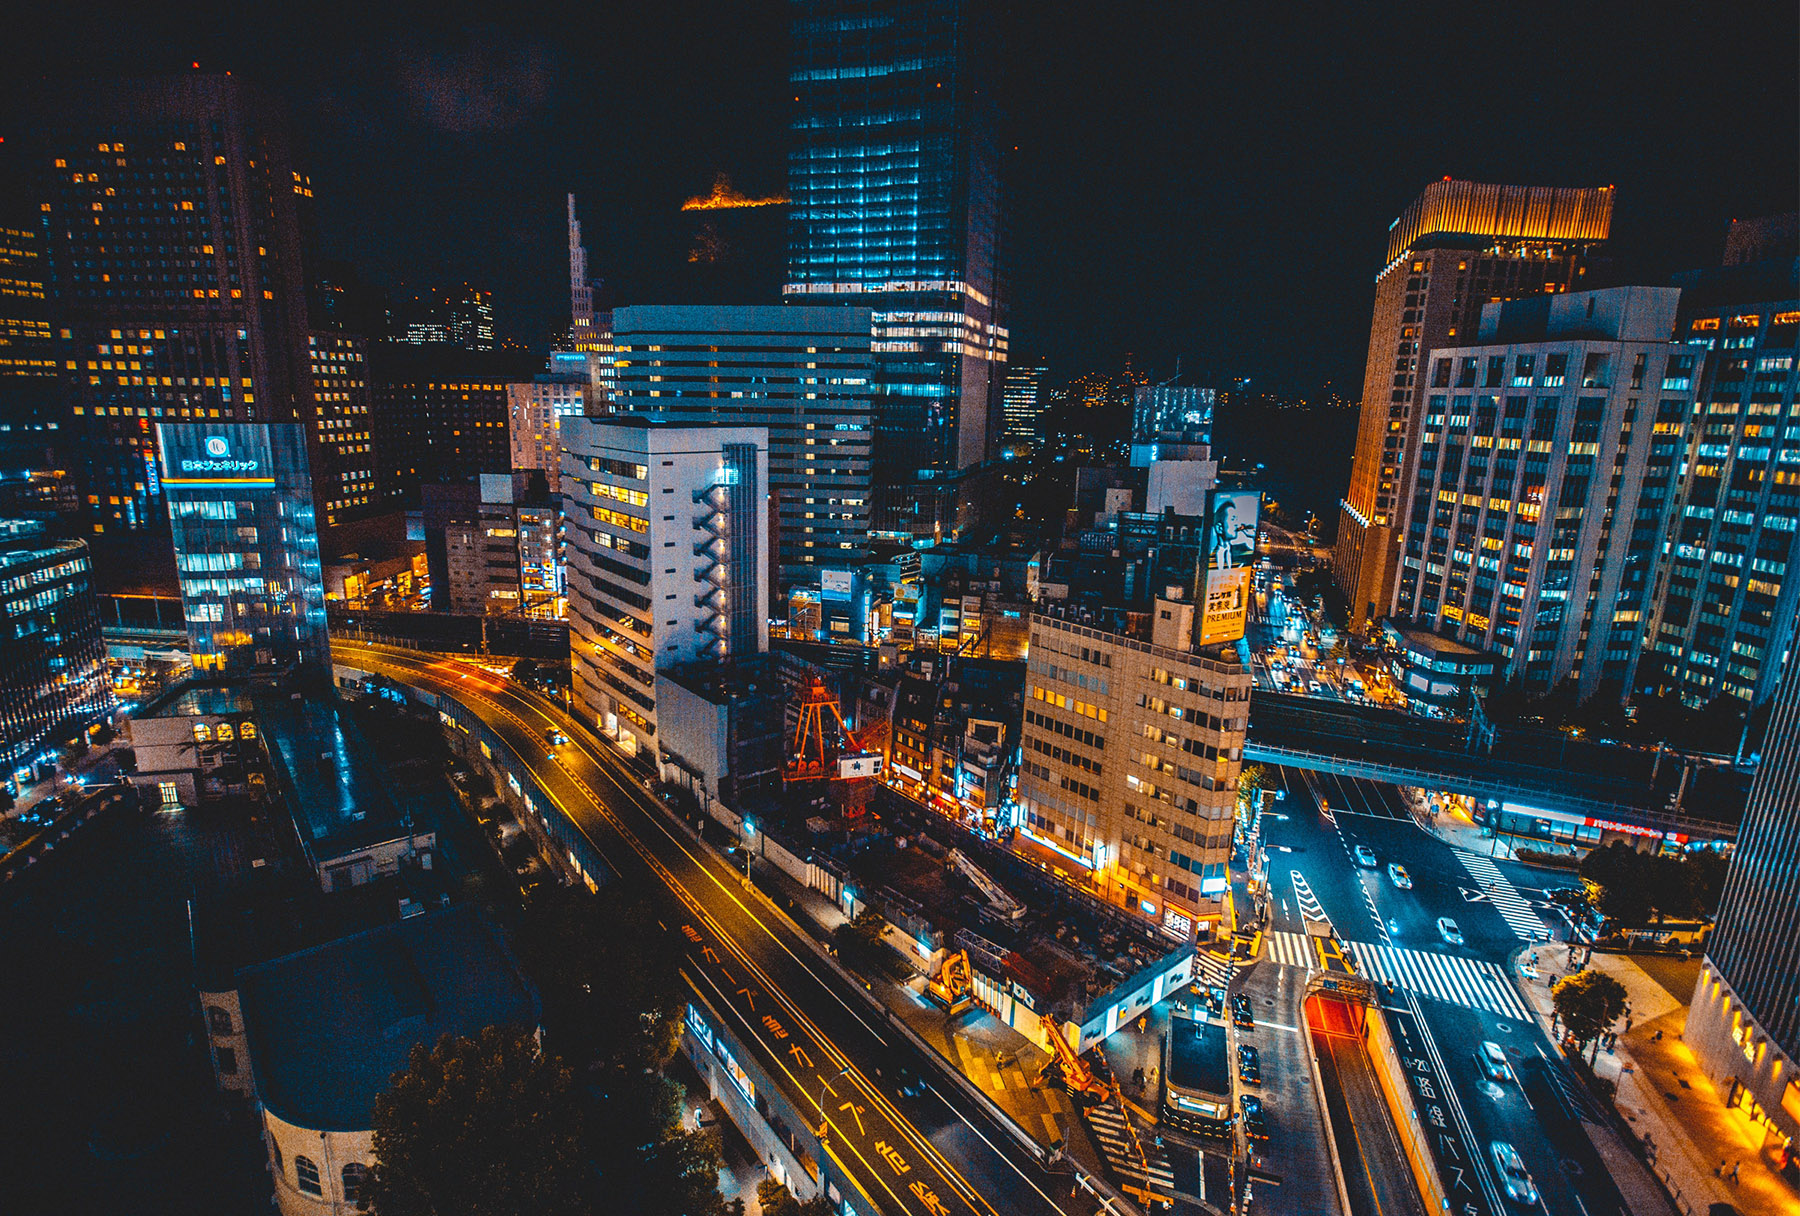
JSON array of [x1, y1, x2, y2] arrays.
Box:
[[1161, 1013, 1235, 1138]]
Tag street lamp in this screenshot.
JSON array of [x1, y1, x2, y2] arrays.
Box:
[[741, 818, 756, 886]]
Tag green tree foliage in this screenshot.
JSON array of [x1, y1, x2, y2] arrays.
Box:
[[1551, 970, 1629, 1062], [1578, 841, 1728, 927], [757, 1179, 834, 1216], [512, 882, 685, 1076], [368, 1026, 591, 1216]]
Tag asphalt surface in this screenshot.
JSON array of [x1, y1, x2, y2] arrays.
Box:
[[1263, 765, 1621, 1216], [334, 642, 1092, 1216]]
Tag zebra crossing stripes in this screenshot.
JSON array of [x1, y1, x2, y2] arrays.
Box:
[[1084, 1102, 1174, 1190], [1348, 941, 1531, 1020], [1457, 851, 1550, 940], [1191, 949, 1236, 991], [1265, 930, 1317, 970]]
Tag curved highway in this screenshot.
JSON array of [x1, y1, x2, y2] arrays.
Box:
[[331, 642, 1090, 1216]]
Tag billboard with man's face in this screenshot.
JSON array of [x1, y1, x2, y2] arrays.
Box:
[[1207, 490, 1260, 571]]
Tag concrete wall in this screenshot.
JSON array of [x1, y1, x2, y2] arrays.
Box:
[[198, 986, 255, 1098]]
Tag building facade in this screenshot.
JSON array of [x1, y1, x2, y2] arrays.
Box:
[[0, 520, 111, 781], [567, 194, 614, 397], [1391, 287, 1691, 700], [159, 421, 328, 677], [369, 345, 533, 507], [1014, 607, 1252, 942], [1334, 179, 1614, 633], [421, 473, 560, 616], [507, 369, 587, 475], [609, 304, 873, 595], [785, 0, 1007, 537], [562, 418, 769, 761], [306, 332, 376, 528], [1000, 362, 1045, 458], [26, 74, 336, 535], [1641, 290, 1800, 709], [1687, 655, 1800, 1160]]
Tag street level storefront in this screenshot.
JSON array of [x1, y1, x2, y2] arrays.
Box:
[[1686, 961, 1800, 1178], [1470, 797, 1726, 854]]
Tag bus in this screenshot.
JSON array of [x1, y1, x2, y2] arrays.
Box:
[[1161, 1013, 1234, 1138]]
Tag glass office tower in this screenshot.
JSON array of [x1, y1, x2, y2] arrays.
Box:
[[785, 0, 1006, 537], [159, 422, 328, 677], [0, 519, 112, 781]]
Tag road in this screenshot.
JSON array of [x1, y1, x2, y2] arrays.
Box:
[[1263, 765, 1625, 1216], [333, 642, 1090, 1216]]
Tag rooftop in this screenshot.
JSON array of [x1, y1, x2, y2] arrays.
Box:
[[139, 681, 257, 719], [255, 693, 417, 863], [237, 905, 537, 1131]]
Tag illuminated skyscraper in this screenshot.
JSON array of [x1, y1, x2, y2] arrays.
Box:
[[25, 74, 329, 537], [1333, 179, 1612, 633], [1000, 362, 1045, 457], [0, 519, 111, 782], [785, 0, 1007, 537], [159, 421, 328, 677], [567, 194, 613, 398]]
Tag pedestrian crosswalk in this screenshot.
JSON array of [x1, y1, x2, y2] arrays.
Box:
[[1347, 941, 1532, 1020], [1265, 929, 1317, 970], [1191, 948, 1236, 991], [1457, 851, 1550, 940], [1084, 1100, 1174, 1193]]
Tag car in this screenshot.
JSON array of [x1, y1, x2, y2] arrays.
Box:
[[1478, 1040, 1513, 1083], [1387, 863, 1412, 889], [1237, 1044, 1262, 1085], [1489, 1140, 1539, 1206], [1232, 994, 1256, 1030], [1353, 844, 1378, 868], [1308, 680, 1322, 694], [1437, 917, 1464, 946], [1239, 1093, 1269, 1141]]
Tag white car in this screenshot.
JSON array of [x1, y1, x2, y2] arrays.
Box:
[[1353, 845, 1377, 868], [1387, 863, 1412, 889], [1489, 1141, 1538, 1206], [1437, 917, 1464, 946]]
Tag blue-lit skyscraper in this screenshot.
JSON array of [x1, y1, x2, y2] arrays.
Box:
[[159, 422, 328, 678], [785, 0, 1006, 537]]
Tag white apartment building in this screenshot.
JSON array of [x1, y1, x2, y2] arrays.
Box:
[[562, 417, 769, 760]]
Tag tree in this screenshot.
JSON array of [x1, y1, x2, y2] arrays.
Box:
[[1681, 849, 1729, 920], [1552, 970, 1629, 1062], [511, 657, 542, 687], [368, 1026, 591, 1216], [1578, 842, 1654, 929], [757, 1179, 834, 1216], [511, 883, 686, 1076]]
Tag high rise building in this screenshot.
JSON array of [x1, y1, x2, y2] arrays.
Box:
[[609, 304, 873, 595], [1014, 603, 1253, 942], [1334, 179, 1613, 633], [369, 345, 537, 507], [306, 333, 376, 527], [1391, 287, 1691, 700], [1639, 240, 1800, 710], [158, 421, 328, 677], [1130, 384, 1218, 516], [506, 364, 588, 476], [1000, 361, 1045, 458], [25, 74, 336, 536], [785, 0, 1007, 537], [394, 285, 496, 351], [1687, 655, 1800, 1151], [0, 519, 111, 783], [566, 194, 613, 398], [562, 418, 769, 761], [0, 216, 73, 515]]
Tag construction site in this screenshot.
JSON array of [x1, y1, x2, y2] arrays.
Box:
[[662, 656, 1229, 1211]]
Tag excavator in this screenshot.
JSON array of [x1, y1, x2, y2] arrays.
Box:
[[925, 949, 975, 1013]]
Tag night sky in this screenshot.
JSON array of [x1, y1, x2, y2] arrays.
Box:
[[4, 0, 1795, 396]]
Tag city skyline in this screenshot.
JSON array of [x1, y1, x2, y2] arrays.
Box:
[[0, 2, 1790, 397]]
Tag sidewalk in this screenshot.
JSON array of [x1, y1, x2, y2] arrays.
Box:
[[1508, 943, 1799, 1214], [1581, 952, 1800, 1215]]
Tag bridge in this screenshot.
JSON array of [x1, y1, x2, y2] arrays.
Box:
[[1247, 691, 1744, 841]]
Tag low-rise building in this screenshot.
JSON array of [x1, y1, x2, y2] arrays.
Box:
[[222, 906, 539, 1216]]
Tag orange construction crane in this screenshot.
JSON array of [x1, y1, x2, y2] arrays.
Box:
[[1036, 1015, 1109, 1103], [788, 675, 853, 784]]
